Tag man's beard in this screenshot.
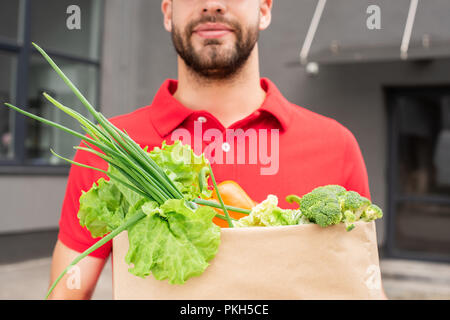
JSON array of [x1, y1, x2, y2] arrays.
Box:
[[171, 16, 259, 80]]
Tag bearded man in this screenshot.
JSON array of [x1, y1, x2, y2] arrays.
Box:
[[48, 0, 375, 299]]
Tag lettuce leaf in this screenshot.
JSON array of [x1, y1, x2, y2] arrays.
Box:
[[77, 141, 219, 284], [125, 199, 220, 284], [78, 178, 129, 238], [107, 165, 145, 207], [78, 178, 220, 284], [149, 140, 212, 200]]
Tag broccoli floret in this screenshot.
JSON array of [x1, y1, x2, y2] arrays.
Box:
[[298, 185, 383, 231], [361, 204, 383, 222], [339, 191, 371, 232], [343, 210, 356, 231], [300, 186, 344, 227], [316, 185, 347, 196], [338, 191, 371, 220]]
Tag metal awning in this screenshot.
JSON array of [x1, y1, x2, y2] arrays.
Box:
[[299, 0, 450, 66]]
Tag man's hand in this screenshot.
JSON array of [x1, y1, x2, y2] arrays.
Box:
[[47, 240, 107, 300]]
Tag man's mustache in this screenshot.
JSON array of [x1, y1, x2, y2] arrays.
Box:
[[187, 16, 239, 35]]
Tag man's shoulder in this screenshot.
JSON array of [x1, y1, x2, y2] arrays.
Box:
[[287, 102, 354, 140], [105, 105, 160, 141], [107, 105, 151, 127]]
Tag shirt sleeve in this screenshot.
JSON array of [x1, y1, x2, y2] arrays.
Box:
[[341, 126, 371, 200], [57, 143, 112, 259]]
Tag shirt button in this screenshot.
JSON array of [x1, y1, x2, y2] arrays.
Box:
[[197, 116, 207, 123], [222, 142, 231, 152]]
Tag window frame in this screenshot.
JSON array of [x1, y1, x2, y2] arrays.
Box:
[[385, 85, 450, 263], [0, 0, 103, 175]]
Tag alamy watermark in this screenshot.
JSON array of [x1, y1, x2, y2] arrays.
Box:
[[171, 121, 280, 176], [66, 265, 81, 290], [366, 5, 381, 30], [364, 264, 382, 290], [66, 5, 81, 30]]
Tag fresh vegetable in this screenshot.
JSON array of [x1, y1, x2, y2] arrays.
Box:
[[209, 180, 257, 228], [125, 199, 220, 283], [149, 141, 212, 201], [233, 195, 307, 227], [287, 185, 383, 231], [237, 185, 383, 230], [78, 177, 129, 238]]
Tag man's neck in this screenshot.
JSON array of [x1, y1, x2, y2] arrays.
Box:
[[173, 48, 267, 128]]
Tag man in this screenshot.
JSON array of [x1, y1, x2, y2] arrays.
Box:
[[49, 0, 376, 299]]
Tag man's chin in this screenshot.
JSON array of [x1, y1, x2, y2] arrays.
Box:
[[194, 44, 234, 57], [192, 67, 240, 80]]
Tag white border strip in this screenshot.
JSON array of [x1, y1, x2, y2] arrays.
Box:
[[400, 0, 419, 60], [300, 0, 327, 65]]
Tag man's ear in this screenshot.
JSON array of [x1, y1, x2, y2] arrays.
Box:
[[161, 0, 173, 32], [259, 0, 273, 30]]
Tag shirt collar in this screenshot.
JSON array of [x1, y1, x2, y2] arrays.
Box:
[[149, 78, 293, 137], [258, 78, 293, 131]]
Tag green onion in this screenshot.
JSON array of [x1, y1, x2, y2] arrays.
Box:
[[193, 198, 251, 215], [207, 163, 234, 228]]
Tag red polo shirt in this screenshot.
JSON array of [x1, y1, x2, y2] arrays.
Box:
[[58, 78, 370, 258]]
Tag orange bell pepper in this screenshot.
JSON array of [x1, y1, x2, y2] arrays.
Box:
[[210, 180, 257, 228]]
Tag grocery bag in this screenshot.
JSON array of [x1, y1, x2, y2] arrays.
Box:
[[112, 221, 384, 299]]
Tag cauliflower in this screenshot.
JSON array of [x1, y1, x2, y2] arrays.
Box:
[[234, 195, 306, 228]]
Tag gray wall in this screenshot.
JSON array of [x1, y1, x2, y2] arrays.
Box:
[[100, 0, 176, 118], [2, 0, 450, 247], [0, 176, 67, 233]]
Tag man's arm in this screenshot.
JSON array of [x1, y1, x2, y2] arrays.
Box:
[[47, 240, 107, 300]]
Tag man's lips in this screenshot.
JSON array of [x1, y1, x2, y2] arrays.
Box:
[[193, 23, 234, 39]]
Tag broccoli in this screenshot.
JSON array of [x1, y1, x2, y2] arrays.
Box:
[[287, 185, 383, 231], [298, 185, 344, 227], [343, 211, 356, 231], [361, 204, 383, 222], [338, 191, 371, 231]]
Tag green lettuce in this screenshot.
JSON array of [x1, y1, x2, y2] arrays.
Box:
[[79, 179, 220, 284], [149, 140, 212, 200], [107, 165, 146, 207], [77, 140, 220, 284], [125, 199, 220, 284], [78, 178, 129, 238]]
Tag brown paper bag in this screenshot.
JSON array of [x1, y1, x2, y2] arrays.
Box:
[[112, 221, 384, 300]]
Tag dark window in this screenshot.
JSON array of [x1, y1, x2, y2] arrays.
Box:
[[0, 0, 20, 41], [387, 87, 450, 262], [0, 51, 17, 160], [0, 0, 103, 174]]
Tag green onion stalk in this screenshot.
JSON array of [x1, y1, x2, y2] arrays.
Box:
[[3, 43, 251, 299]]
